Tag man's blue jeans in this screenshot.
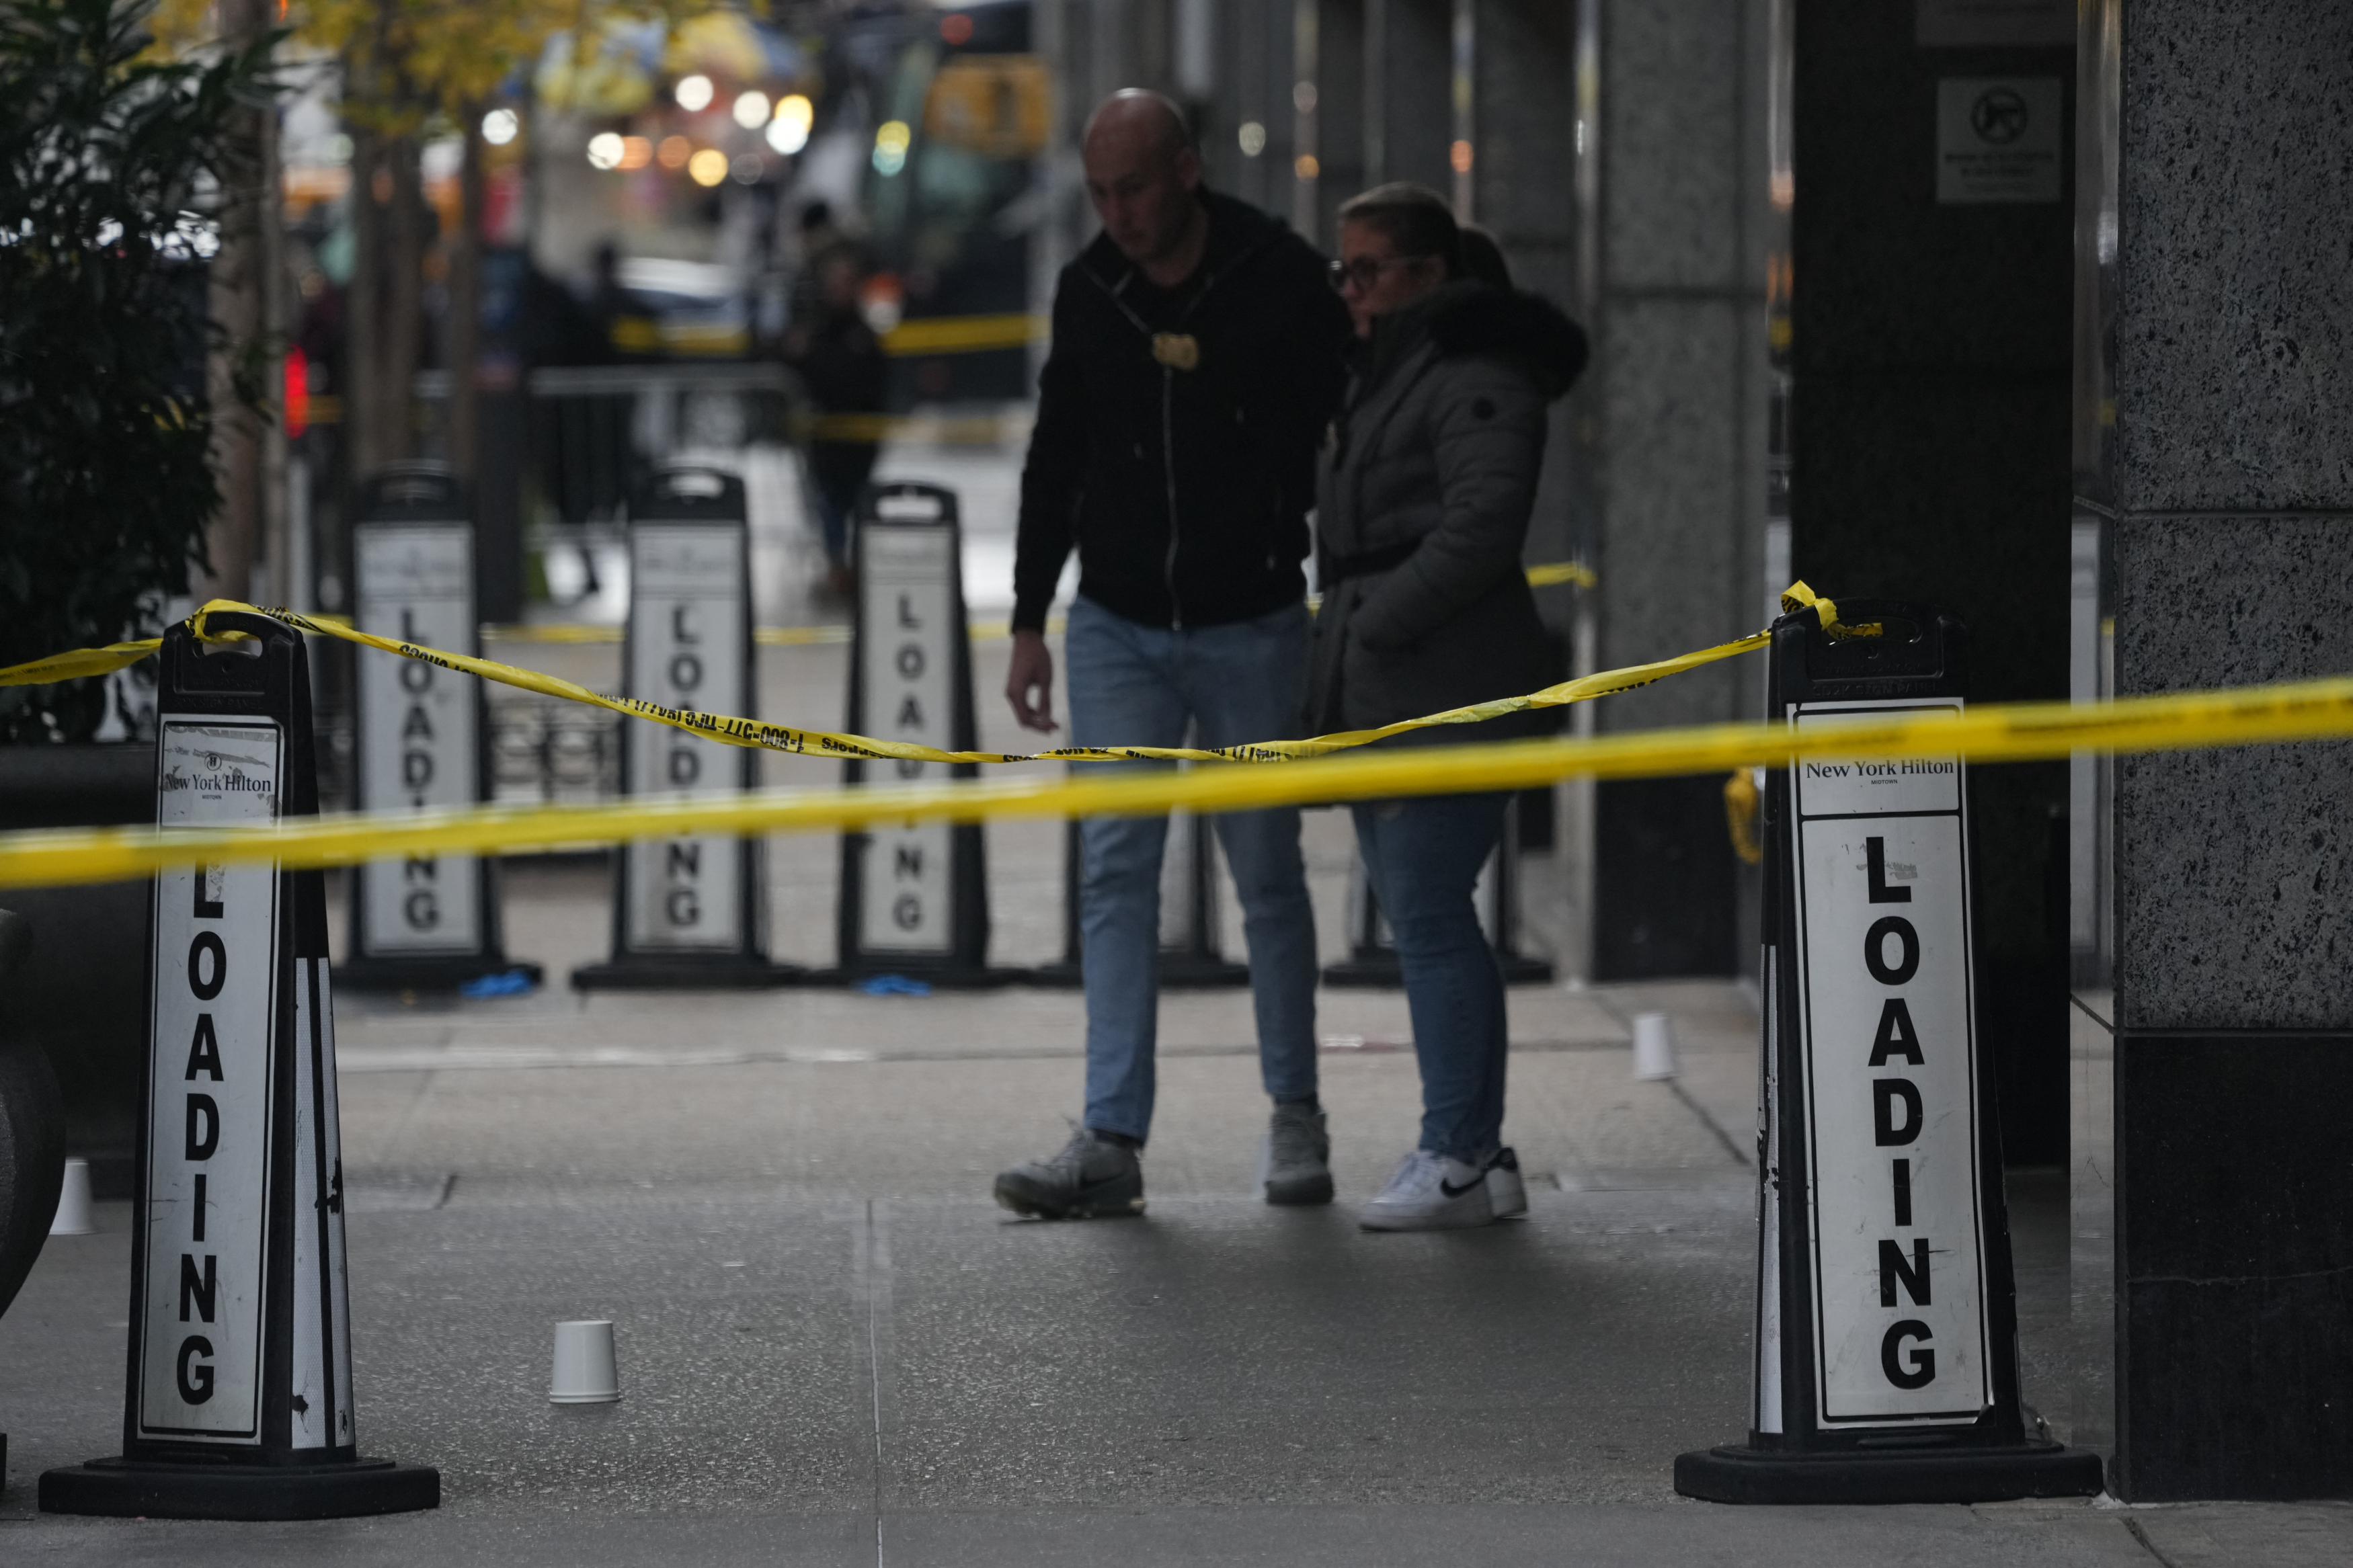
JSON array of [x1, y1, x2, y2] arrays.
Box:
[[1066, 595, 1319, 1143], [1352, 791, 1511, 1160]]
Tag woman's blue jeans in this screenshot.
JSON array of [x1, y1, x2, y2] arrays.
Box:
[[1352, 791, 1511, 1160], [1066, 595, 1320, 1143]]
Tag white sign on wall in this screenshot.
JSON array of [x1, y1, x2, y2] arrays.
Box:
[[1937, 77, 2063, 204], [354, 524, 480, 954], [1790, 699, 1992, 1427], [141, 719, 282, 1444], [625, 523, 745, 951], [857, 526, 956, 954]]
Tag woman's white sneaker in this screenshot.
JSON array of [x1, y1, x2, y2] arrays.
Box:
[[1359, 1149, 1497, 1231], [1484, 1146, 1528, 1219]]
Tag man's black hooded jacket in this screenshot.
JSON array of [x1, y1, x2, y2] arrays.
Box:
[[1013, 190, 1352, 633]]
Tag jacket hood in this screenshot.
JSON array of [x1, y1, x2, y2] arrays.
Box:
[[1423, 281, 1589, 400], [1078, 187, 1289, 289]]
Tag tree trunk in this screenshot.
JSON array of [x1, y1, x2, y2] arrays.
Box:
[[379, 134, 425, 466], [198, 0, 274, 605], [260, 67, 290, 607], [446, 109, 486, 483], [346, 128, 383, 495]]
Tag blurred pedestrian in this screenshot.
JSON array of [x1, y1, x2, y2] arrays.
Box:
[[582, 241, 660, 363], [1308, 183, 1587, 1231], [994, 90, 1353, 1220], [782, 247, 887, 600]]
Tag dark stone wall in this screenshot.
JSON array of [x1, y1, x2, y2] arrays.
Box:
[[2103, 0, 2353, 1502]]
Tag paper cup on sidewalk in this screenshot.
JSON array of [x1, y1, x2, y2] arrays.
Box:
[[49, 1155, 94, 1235], [549, 1320, 621, 1404], [1632, 1012, 1680, 1082]]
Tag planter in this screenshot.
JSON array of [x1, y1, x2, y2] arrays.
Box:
[[0, 743, 155, 1197]]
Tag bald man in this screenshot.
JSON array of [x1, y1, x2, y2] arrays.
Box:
[[996, 91, 1353, 1221]]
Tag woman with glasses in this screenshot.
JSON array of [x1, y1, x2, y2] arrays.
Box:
[[1308, 184, 1588, 1230]]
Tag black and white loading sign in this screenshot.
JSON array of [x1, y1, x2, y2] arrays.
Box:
[[1791, 704, 1987, 1423], [144, 722, 281, 1444], [573, 467, 797, 987], [857, 522, 954, 952], [342, 464, 530, 989], [42, 614, 436, 1520], [835, 483, 1002, 983], [1674, 599, 2100, 1505]]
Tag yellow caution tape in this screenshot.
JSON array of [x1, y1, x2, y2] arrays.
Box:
[[481, 623, 627, 645], [157, 597, 1767, 767], [1722, 768, 1763, 866], [878, 312, 1046, 356], [2, 672, 2350, 891], [0, 638, 171, 686], [800, 412, 1031, 444], [1525, 561, 1598, 589], [0, 569, 1759, 771]]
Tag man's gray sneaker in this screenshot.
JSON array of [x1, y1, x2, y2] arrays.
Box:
[[994, 1127, 1146, 1219], [1262, 1103, 1333, 1206], [1484, 1146, 1527, 1219], [1359, 1149, 1497, 1231]]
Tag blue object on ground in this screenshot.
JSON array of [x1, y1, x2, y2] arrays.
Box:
[[856, 973, 932, 997], [460, 968, 539, 999]]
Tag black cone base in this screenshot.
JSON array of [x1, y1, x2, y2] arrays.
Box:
[[571, 956, 804, 990], [1323, 951, 1556, 987], [1673, 1440, 2102, 1505], [41, 1454, 440, 1520], [1021, 955, 1251, 989], [1154, 952, 1250, 990], [335, 956, 544, 993], [1320, 950, 1400, 989], [805, 965, 1025, 991]]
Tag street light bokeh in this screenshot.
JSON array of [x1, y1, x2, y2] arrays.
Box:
[[767, 92, 813, 155]]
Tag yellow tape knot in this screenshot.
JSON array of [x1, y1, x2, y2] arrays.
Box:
[[1779, 581, 1880, 641]]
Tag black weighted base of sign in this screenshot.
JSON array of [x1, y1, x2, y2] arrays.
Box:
[[571, 956, 804, 990], [1673, 1440, 2102, 1505], [334, 956, 545, 993], [1155, 952, 1252, 989], [807, 964, 1025, 990], [1320, 950, 1556, 988], [1021, 954, 1252, 989], [40, 1454, 440, 1520]]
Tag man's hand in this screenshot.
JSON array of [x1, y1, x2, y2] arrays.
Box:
[[1006, 628, 1058, 733]]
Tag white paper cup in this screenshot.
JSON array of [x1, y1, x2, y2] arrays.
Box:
[[1632, 1012, 1680, 1082], [549, 1319, 621, 1404], [49, 1156, 94, 1236]]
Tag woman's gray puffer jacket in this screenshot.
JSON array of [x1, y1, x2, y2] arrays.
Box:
[[1307, 280, 1589, 745]]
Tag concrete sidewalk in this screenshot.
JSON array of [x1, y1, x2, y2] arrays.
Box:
[[4, 872, 2348, 1563]]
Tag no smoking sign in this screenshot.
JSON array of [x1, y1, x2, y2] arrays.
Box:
[[1936, 77, 2061, 204]]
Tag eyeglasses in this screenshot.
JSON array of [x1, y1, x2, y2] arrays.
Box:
[[1327, 254, 1434, 292]]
